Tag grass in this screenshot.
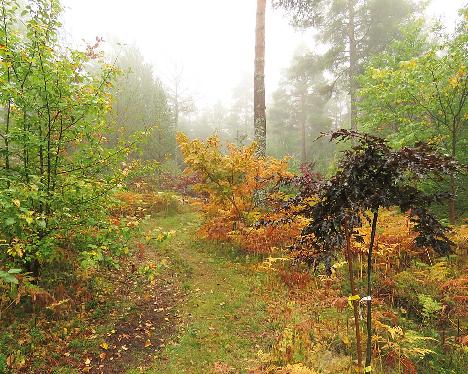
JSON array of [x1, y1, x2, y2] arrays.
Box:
[[130, 212, 284, 374]]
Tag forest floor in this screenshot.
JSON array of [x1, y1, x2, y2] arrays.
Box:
[[100, 210, 352, 374], [135, 211, 284, 374], [8, 204, 462, 373]]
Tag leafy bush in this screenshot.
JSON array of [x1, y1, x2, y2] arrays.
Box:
[[177, 132, 303, 254], [113, 190, 184, 218], [157, 170, 201, 196], [0, 0, 144, 276], [0, 268, 50, 319]]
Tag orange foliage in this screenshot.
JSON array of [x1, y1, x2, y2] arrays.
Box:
[[353, 212, 467, 271], [352, 210, 430, 272], [231, 223, 303, 254], [349, 211, 467, 314], [177, 132, 302, 254], [278, 270, 311, 289]]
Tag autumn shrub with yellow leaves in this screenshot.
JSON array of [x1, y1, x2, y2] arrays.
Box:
[[177, 132, 304, 254]]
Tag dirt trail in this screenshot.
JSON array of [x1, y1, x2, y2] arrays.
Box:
[[141, 212, 279, 374], [86, 211, 278, 374], [88, 278, 179, 374]]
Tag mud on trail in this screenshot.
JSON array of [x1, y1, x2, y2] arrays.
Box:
[[81, 219, 187, 374], [86, 277, 181, 374]]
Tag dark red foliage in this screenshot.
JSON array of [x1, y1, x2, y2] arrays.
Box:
[[288, 130, 462, 273], [296, 162, 322, 193]]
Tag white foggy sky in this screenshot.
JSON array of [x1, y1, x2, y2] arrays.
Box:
[[61, 0, 465, 108]]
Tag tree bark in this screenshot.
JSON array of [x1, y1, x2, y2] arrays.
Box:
[[449, 174, 457, 224], [345, 222, 363, 370], [3, 100, 10, 170], [347, 0, 358, 132], [365, 211, 379, 372], [2, 4, 11, 172], [300, 92, 307, 164], [254, 0, 266, 157]]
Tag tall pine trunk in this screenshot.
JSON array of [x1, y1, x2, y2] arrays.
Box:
[[347, 0, 358, 132], [300, 92, 307, 164], [254, 0, 266, 157]]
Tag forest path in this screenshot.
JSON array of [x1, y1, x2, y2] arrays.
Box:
[[131, 211, 283, 374]]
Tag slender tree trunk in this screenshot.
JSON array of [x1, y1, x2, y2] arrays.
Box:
[[347, 0, 358, 132], [2, 4, 11, 172], [448, 123, 457, 224], [449, 175, 457, 224], [365, 211, 379, 371], [158, 128, 162, 161], [345, 222, 363, 370], [174, 88, 180, 164], [4, 100, 10, 170], [254, 0, 266, 157], [300, 92, 307, 164], [39, 51, 52, 215], [51, 117, 63, 191], [23, 110, 29, 182]]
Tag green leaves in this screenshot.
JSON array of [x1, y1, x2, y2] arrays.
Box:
[[0, 0, 137, 271], [0, 268, 21, 285], [359, 16, 468, 163]]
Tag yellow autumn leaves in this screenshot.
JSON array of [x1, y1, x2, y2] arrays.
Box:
[[176, 132, 292, 218], [176, 132, 302, 254]]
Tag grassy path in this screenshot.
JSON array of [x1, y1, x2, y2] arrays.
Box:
[[133, 212, 283, 374]]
